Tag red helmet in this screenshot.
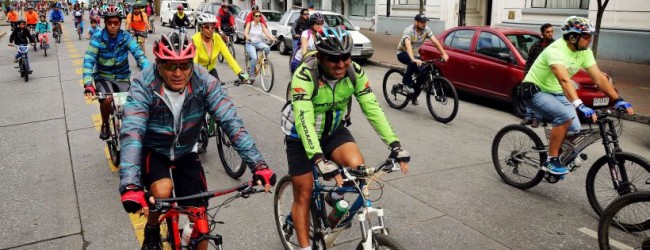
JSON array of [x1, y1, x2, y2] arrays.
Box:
[[153, 32, 196, 61], [176, 4, 183, 10]]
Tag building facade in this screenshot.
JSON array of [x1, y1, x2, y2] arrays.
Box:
[[374, 0, 650, 63]]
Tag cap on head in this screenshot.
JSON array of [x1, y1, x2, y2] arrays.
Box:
[[414, 14, 429, 22], [177, 4, 183, 10], [308, 2, 314, 8]]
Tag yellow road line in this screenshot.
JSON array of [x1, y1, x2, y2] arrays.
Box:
[[75, 68, 83, 75], [128, 213, 147, 245], [91, 114, 102, 131], [69, 54, 81, 58], [103, 147, 119, 172], [72, 59, 83, 65], [68, 49, 78, 54], [79, 79, 84, 86]]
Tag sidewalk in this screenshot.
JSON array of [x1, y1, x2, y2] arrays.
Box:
[[360, 29, 650, 124]]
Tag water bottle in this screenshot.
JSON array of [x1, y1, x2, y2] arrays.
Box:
[[327, 200, 349, 228], [573, 153, 588, 168], [180, 222, 194, 246]]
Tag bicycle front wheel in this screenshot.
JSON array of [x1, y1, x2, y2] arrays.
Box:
[[356, 233, 406, 250], [22, 60, 29, 82], [586, 152, 650, 221], [426, 77, 458, 123], [107, 115, 120, 166], [598, 191, 650, 250], [216, 127, 246, 179], [382, 69, 409, 109], [260, 59, 274, 92], [228, 43, 236, 60], [491, 124, 546, 189]]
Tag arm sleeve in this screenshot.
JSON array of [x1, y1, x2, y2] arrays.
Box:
[[214, 34, 242, 74], [352, 62, 399, 146], [126, 34, 151, 70], [118, 78, 150, 191], [291, 19, 299, 37], [291, 67, 322, 159], [82, 36, 100, 87], [204, 72, 266, 170]]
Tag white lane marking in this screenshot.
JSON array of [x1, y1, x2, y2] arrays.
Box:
[[243, 84, 286, 103], [578, 227, 633, 250]]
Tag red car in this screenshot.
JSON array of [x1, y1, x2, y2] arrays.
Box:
[[419, 26, 613, 117]]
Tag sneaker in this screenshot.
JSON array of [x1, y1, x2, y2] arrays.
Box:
[[542, 159, 570, 175], [412, 99, 419, 106], [141, 224, 162, 250], [99, 123, 110, 140], [402, 84, 415, 94], [531, 119, 540, 128]]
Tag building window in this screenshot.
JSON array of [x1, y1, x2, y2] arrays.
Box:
[[531, 0, 588, 9], [397, 0, 420, 6]]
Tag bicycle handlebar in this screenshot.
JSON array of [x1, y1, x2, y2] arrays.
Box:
[[150, 181, 259, 212], [344, 158, 401, 178]]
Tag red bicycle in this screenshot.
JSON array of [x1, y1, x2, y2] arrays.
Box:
[[151, 181, 260, 249]]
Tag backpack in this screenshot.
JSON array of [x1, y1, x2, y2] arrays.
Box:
[[130, 11, 144, 23], [281, 58, 358, 137]]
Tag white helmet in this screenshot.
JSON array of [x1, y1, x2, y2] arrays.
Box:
[[196, 13, 217, 25]]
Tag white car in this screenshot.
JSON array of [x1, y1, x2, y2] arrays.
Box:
[[234, 10, 282, 45], [275, 9, 373, 61], [159, 1, 195, 28]]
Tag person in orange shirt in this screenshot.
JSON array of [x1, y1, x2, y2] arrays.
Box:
[[6, 7, 19, 31], [23, 5, 39, 32], [124, 4, 152, 49]]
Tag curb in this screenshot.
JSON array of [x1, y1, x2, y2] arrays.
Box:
[[367, 59, 650, 125], [0, 31, 6, 40]]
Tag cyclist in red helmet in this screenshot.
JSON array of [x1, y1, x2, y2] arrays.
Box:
[[118, 31, 276, 250]]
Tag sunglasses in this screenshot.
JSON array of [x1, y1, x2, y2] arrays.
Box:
[[159, 61, 193, 71], [254, 15, 261, 17], [202, 24, 214, 29], [324, 53, 351, 63], [302, 13, 309, 16], [106, 20, 120, 26]]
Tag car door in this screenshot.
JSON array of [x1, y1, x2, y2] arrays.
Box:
[[438, 29, 476, 92], [467, 31, 517, 101], [236, 11, 247, 38]]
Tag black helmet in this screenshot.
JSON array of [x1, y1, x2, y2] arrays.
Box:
[[315, 26, 353, 56], [251, 5, 259, 10], [309, 12, 324, 25]]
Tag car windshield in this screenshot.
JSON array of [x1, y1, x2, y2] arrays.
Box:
[[505, 34, 541, 60], [323, 14, 355, 30], [263, 12, 282, 22]]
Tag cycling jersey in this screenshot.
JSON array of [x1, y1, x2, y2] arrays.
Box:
[[24, 11, 39, 25], [286, 61, 399, 159], [82, 29, 150, 88], [119, 64, 267, 190], [89, 8, 100, 18], [73, 10, 83, 19], [7, 11, 18, 22], [191, 32, 241, 73], [523, 39, 596, 94], [35, 21, 51, 33], [49, 10, 64, 22]]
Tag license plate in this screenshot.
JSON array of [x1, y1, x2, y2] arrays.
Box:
[[351, 50, 361, 56], [113, 92, 129, 107], [593, 97, 609, 107]]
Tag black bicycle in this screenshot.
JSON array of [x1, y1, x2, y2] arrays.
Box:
[[598, 190, 650, 250], [218, 30, 236, 64], [492, 107, 650, 219], [94, 89, 128, 166], [382, 59, 459, 123]]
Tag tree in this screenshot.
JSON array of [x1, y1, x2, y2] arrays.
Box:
[[419, 0, 424, 14], [592, 0, 609, 58]]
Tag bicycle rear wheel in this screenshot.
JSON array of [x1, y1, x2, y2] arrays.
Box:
[[228, 43, 236, 60], [598, 191, 650, 250], [382, 69, 409, 109], [491, 124, 546, 189], [426, 77, 458, 123], [260, 59, 274, 92], [107, 115, 120, 166], [356, 233, 405, 250], [586, 152, 650, 223], [274, 175, 326, 250], [215, 126, 246, 179], [43, 44, 47, 57]]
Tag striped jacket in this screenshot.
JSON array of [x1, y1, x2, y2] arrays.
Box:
[[118, 64, 267, 191], [82, 29, 150, 88]]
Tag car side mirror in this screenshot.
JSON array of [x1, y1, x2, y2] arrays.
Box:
[[498, 52, 515, 64], [354, 26, 360, 31]]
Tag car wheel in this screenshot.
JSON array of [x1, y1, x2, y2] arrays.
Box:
[[511, 90, 527, 118], [160, 17, 165, 26], [278, 38, 288, 55]]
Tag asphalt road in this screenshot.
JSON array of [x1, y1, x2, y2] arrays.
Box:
[[1, 17, 649, 250]]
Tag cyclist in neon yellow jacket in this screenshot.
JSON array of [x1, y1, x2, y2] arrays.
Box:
[[192, 13, 248, 81], [282, 27, 411, 250]]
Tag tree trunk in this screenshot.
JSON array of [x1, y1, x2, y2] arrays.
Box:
[[592, 0, 609, 58], [419, 0, 424, 14]]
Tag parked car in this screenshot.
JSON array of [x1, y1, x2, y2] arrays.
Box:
[[418, 26, 614, 117], [234, 10, 282, 44], [159, 1, 195, 28], [193, 2, 241, 29], [275, 9, 373, 61]]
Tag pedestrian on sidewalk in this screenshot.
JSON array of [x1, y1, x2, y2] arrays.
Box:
[[396, 14, 449, 106], [520, 23, 554, 128]]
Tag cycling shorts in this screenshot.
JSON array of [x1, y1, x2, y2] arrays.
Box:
[[96, 78, 130, 95], [285, 126, 355, 176], [141, 149, 208, 207]]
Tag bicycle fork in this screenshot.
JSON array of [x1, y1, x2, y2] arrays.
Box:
[[354, 206, 387, 250]]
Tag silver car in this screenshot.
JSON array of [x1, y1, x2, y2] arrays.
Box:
[[233, 10, 283, 45]]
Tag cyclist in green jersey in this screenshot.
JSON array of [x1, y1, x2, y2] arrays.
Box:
[[282, 26, 410, 250], [523, 16, 633, 175]]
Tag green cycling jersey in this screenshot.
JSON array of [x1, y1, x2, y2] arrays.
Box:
[[285, 61, 400, 159]]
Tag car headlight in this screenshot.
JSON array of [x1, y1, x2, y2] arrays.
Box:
[[363, 42, 372, 48]]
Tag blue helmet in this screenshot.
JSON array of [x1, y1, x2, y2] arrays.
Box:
[[315, 26, 353, 56], [561, 16, 595, 35]]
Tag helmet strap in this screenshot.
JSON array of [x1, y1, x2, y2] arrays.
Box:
[[570, 34, 586, 51]]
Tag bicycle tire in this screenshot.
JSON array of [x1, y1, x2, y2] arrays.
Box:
[[586, 152, 650, 221], [260, 60, 274, 92], [355, 233, 406, 250], [215, 126, 246, 179], [286, 81, 292, 102], [598, 191, 650, 250], [107, 115, 120, 166], [229, 43, 236, 60], [22, 60, 29, 82], [274, 175, 327, 250], [198, 126, 209, 154], [43, 44, 47, 57], [382, 69, 409, 109], [425, 76, 458, 123], [218, 54, 224, 63], [57, 30, 61, 43], [491, 124, 546, 189]]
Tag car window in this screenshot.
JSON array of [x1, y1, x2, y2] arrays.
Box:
[[505, 34, 540, 60], [444, 30, 474, 51], [288, 12, 299, 26], [279, 12, 290, 25], [263, 12, 282, 22], [323, 14, 355, 30], [229, 5, 241, 15], [475, 31, 510, 60]]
